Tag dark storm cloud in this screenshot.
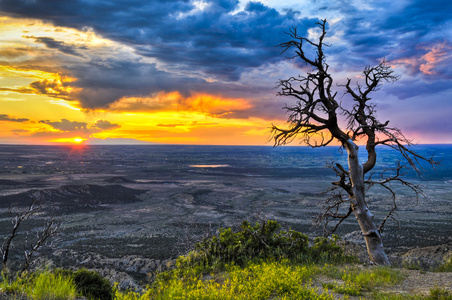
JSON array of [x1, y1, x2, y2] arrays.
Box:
[[0, 114, 29, 122], [24, 36, 84, 57], [319, 0, 452, 104], [67, 59, 205, 108], [1, 0, 450, 128], [334, 0, 451, 65], [0, 0, 314, 83], [135, 1, 312, 80]]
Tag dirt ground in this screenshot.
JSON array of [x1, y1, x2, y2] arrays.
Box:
[[383, 268, 452, 296]]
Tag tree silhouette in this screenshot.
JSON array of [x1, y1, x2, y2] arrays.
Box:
[[271, 19, 438, 265]]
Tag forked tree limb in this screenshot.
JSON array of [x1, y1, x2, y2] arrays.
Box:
[[271, 19, 438, 265]]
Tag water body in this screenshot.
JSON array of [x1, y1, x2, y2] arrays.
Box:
[[0, 144, 450, 272]]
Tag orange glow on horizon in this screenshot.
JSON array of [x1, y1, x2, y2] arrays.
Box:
[[49, 137, 87, 144]]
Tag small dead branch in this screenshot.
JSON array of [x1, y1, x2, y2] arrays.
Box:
[[1, 193, 61, 275]]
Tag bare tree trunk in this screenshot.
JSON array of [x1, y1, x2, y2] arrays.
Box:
[[345, 141, 391, 266], [272, 20, 437, 265]]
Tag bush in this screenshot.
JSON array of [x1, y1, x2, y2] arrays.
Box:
[[191, 220, 309, 267], [177, 220, 351, 270], [72, 269, 113, 300], [311, 235, 346, 263]]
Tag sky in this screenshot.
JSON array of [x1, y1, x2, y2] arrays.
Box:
[[0, 0, 451, 145]]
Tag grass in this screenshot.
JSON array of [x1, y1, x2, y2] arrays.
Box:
[[2, 263, 448, 300], [115, 261, 411, 299], [114, 262, 452, 299], [116, 260, 333, 300], [320, 265, 405, 296], [0, 271, 77, 300], [371, 287, 452, 300], [27, 272, 77, 300], [436, 257, 452, 272], [1, 220, 450, 299]]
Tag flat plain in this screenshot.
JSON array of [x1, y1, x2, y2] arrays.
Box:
[[0, 144, 450, 284]]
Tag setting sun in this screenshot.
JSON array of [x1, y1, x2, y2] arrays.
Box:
[[49, 137, 87, 144], [74, 138, 85, 143]]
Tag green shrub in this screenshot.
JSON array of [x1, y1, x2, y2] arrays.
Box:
[[182, 220, 310, 268], [311, 235, 347, 263], [176, 220, 352, 271], [72, 269, 113, 300]]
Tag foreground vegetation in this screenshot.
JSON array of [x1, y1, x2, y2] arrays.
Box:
[[1, 220, 451, 299]]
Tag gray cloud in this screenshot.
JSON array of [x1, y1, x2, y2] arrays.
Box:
[[92, 120, 121, 130], [0, 114, 29, 122], [43, 119, 88, 132], [24, 36, 84, 57], [0, 0, 314, 82], [40, 118, 121, 135]]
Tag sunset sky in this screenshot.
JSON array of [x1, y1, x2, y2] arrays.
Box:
[[0, 0, 451, 145]]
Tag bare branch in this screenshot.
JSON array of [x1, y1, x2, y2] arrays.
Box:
[[1, 196, 41, 273], [20, 218, 61, 275], [272, 19, 438, 266]]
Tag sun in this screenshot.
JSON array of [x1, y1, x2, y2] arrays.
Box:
[[49, 137, 87, 144], [73, 137, 85, 143]]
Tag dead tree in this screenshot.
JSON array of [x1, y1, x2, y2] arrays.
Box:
[[1, 200, 38, 273], [1, 194, 60, 275], [20, 217, 60, 275], [271, 19, 438, 265]]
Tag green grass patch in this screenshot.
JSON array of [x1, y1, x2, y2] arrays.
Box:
[[117, 260, 333, 300], [116, 261, 410, 299], [27, 272, 77, 300], [320, 265, 405, 296], [370, 291, 426, 299], [428, 286, 452, 299], [436, 257, 452, 272], [0, 271, 77, 300]]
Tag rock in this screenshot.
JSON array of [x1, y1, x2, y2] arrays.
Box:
[[337, 240, 370, 264], [396, 243, 452, 270]]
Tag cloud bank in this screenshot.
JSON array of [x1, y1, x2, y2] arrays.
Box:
[[0, 0, 451, 143]]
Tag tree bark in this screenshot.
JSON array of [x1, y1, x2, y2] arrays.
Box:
[[344, 140, 391, 266]]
